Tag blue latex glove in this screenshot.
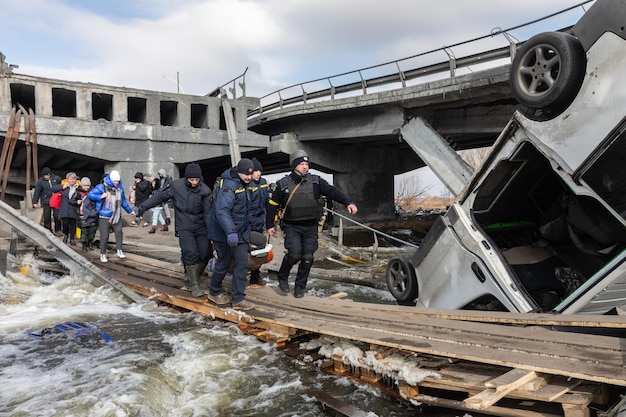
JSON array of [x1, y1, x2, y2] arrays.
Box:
[[227, 233, 238, 247]]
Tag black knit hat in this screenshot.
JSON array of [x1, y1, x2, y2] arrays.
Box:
[[184, 163, 202, 179], [252, 157, 263, 172], [237, 158, 254, 174], [134, 172, 144, 179], [41, 167, 51, 176]]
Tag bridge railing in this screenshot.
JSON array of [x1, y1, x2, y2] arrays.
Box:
[[247, 1, 593, 119]]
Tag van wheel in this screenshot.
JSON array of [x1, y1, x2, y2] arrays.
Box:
[[510, 32, 586, 114], [385, 256, 418, 302]]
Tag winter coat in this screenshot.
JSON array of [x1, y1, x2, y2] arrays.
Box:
[[88, 174, 133, 218], [248, 177, 269, 233], [51, 183, 81, 220], [139, 177, 211, 233], [209, 167, 251, 244], [133, 179, 152, 206], [265, 171, 354, 229], [32, 174, 62, 205], [77, 188, 99, 227]]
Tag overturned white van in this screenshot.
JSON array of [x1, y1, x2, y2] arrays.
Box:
[[386, 0, 626, 314]]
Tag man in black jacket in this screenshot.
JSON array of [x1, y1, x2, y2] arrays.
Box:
[[138, 163, 212, 297], [130, 172, 151, 227], [32, 167, 62, 234], [266, 150, 358, 298]]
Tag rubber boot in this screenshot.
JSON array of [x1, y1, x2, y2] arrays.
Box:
[[187, 265, 203, 298]]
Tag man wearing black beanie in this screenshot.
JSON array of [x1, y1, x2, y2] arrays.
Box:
[[138, 162, 212, 297], [266, 150, 358, 298]]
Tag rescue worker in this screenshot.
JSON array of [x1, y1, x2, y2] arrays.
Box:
[[266, 150, 358, 298], [207, 158, 255, 310], [247, 157, 270, 286], [137, 163, 212, 297]]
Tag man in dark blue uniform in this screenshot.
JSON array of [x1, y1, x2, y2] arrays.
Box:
[[207, 158, 255, 310], [247, 157, 270, 286], [266, 150, 358, 298]]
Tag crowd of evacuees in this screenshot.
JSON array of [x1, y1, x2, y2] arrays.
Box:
[[31, 150, 358, 311]]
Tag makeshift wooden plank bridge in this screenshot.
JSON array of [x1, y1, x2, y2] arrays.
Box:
[[4, 204, 625, 417], [56, 246, 624, 417]]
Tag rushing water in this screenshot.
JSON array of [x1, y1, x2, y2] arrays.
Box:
[[0, 259, 474, 417]]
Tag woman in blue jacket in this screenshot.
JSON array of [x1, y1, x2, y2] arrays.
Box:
[[88, 170, 134, 263]]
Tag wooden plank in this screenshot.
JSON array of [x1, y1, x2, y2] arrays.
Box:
[[464, 369, 538, 409], [305, 388, 367, 417]]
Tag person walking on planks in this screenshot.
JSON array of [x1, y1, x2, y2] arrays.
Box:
[[32, 167, 63, 235], [137, 163, 212, 298], [207, 158, 255, 310], [247, 157, 270, 287], [88, 170, 135, 263], [266, 150, 358, 298]]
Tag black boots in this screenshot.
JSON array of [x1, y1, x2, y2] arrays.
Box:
[[82, 241, 88, 252], [160, 225, 169, 232], [186, 265, 202, 297], [70, 237, 76, 246], [63, 234, 68, 243]]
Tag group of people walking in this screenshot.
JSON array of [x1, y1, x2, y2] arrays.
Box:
[[32, 149, 358, 311]]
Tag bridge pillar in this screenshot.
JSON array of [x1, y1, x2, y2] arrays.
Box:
[[333, 172, 394, 222]]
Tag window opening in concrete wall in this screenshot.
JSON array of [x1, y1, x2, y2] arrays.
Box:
[[191, 103, 208, 128], [52, 88, 77, 118], [219, 106, 235, 130], [10, 83, 36, 113], [128, 97, 147, 123], [160, 100, 178, 126], [92, 92, 113, 121]]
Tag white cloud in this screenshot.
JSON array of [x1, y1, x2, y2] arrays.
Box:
[[1, 0, 593, 97]]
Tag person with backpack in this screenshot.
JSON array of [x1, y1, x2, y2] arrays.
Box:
[[265, 150, 358, 298], [88, 170, 135, 263], [32, 167, 62, 235]]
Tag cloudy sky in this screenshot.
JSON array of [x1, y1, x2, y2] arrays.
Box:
[[2, 0, 593, 98], [1, 0, 594, 195]]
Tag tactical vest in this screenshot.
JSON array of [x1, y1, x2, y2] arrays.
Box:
[[280, 175, 323, 222]]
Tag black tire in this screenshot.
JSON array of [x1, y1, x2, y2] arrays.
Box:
[[385, 256, 418, 302], [510, 32, 586, 114]]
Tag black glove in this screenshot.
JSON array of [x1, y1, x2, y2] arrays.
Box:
[[136, 207, 144, 218]]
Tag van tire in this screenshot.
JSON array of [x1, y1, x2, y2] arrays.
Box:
[[510, 32, 586, 115], [386, 256, 418, 302]]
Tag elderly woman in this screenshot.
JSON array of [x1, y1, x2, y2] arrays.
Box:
[[51, 172, 81, 245]]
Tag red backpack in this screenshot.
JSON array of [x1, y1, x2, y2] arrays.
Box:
[[49, 191, 62, 209]]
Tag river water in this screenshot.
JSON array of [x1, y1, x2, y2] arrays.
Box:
[[0, 259, 476, 417]]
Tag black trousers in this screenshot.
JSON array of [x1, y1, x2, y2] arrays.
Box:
[[42, 204, 61, 232], [277, 222, 318, 289], [177, 227, 211, 267]]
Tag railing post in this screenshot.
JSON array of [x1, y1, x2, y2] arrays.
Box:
[[358, 71, 367, 95], [444, 47, 456, 77], [395, 62, 406, 88], [338, 217, 344, 246]]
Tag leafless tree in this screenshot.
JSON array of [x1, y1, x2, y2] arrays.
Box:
[[459, 147, 491, 170]]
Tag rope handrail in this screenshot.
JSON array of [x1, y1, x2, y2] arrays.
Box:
[[325, 207, 419, 249]]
